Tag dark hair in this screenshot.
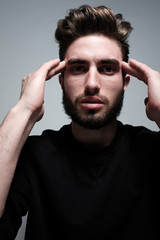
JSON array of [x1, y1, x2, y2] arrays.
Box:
[[55, 5, 133, 62]]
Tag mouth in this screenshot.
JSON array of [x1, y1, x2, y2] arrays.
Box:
[[80, 96, 104, 110]]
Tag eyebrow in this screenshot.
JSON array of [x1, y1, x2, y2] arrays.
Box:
[[67, 58, 120, 66], [99, 59, 120, 66], [67, 58, 87, 65]]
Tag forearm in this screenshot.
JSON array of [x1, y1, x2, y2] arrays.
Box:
[[0, 102, 37, 217]]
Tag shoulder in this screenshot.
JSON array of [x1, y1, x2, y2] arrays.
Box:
[[26, 124, 71, 146], [20, 124, 72, 158], [118, 121, 159, 148], [122, 122, 159, 137], [16, 124, 72, 173]]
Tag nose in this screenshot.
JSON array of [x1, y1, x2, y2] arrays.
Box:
[[84, 67, 100, 95]]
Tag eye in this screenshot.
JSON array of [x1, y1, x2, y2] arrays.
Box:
[[70, 65, 87, 74], [98, 64, 117, 75], [99, 65, 116, 74]]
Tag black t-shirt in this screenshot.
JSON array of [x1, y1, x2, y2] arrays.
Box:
[[0, 121, 159, 239]]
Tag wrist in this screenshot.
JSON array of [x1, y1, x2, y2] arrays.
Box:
[[9, 101, 37, 131]]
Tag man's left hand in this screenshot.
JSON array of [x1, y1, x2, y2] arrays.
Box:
[[122, 59, 160, 128]]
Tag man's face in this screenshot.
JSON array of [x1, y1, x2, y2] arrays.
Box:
[[60, 34, 129, 129]]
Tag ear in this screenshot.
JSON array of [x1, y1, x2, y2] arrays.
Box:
[[59, 74, 64, 90], [123, 74, 130, 91]]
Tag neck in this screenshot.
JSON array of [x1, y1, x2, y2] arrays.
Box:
[[71, 120, 117, 148]]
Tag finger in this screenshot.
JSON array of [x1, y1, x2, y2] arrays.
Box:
[[122, 59, 154, 84], [36, 59, 60, 79], [122, 60, 146, 83], [40, 59, 60, 70], [23, 59, 62, 82], [21, 75, 29, 96], [46, 60, 66, 80]]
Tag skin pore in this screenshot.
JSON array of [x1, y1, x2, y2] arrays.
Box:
[[59, 34, 130, 147]]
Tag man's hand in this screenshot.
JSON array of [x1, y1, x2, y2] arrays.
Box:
[[122, 59, 160, 127], [19, 59, 66, 122]]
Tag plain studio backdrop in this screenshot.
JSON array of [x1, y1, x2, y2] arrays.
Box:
[[0, 0, 160, 239]]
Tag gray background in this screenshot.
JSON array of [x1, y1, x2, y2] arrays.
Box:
[[0, 0, 159, 239]]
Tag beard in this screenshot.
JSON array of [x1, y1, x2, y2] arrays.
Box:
[[62, 90, 124, 130]]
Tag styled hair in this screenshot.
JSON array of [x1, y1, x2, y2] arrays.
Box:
[[55, 5, 133, 62]]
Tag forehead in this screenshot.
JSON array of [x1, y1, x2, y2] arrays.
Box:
[[65, 34, 123, 62]]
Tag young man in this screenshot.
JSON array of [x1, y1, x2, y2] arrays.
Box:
[[0, 5, 159, 239]]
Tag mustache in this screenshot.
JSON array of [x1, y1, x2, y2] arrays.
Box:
[[75, 93, 109, 105]]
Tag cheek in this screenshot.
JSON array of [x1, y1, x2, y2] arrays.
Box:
[[102, 77, 124, 92], [63, 74, 84, 96], [63, 80, 80, 102], [100, 77, 124, 101]]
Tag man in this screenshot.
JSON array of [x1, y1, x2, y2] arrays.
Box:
[[0, 5, 159, 239]]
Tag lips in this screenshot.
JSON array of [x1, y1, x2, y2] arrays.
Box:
[[80, 96, 103, 110], [80, 96, 103, 103]]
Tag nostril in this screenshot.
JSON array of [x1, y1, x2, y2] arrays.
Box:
[[85, 86, 100, 95]]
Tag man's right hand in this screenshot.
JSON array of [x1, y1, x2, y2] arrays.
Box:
[[19, 59, 66, 122]]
